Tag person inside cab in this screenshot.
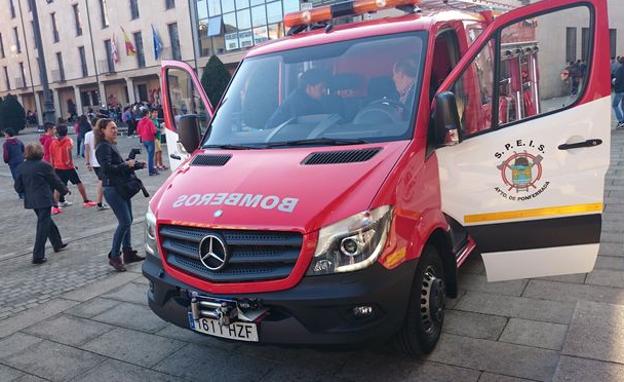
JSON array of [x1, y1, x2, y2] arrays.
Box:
[[265, 69, 328, 129], [392, 57, 419, 111]]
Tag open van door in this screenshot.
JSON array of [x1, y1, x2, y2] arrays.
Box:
[[161, 60, 214, 170], [434, 0, 610, 281]]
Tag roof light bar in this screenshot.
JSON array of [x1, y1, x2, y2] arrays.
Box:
[[284, 0, 423, 29]]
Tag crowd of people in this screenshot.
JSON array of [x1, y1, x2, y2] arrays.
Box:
[[2, 111, 157, 270]]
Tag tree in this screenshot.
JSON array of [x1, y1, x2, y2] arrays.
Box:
[[0, 94, 26, 133], [201, 55, 232, 107]]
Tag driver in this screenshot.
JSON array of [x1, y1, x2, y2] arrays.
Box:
[[392, 58, 419, 110], [265, 69, 328, 129]]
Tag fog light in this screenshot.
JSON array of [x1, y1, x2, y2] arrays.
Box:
[[149, 280, 154, 293], [353, 305, 374, 317]]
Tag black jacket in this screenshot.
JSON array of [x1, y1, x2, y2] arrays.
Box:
[[614, 65, 624, 93], [95, 141, 131, 187], [14, 160, 68, 209]]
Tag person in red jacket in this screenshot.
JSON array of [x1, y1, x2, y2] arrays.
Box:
[[49, 124, 97, 209], [136, 109, 158, 176], [39, 122, 56, 163]]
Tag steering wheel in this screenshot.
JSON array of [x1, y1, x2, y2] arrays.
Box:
[[353, 98, 405, 125]]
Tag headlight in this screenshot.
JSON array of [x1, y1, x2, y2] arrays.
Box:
[[307, 206, 392, 275], [145, 205, 158, 257]]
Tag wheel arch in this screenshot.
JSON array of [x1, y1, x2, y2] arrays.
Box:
[[425, 228, 458, 298]]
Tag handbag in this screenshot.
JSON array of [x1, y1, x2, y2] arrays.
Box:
[[115, 172, 144, 200]]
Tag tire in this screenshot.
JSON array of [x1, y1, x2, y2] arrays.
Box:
[[395, 245, 446, 356]]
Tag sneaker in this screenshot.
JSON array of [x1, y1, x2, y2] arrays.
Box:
[[618, 122, 624, 129], [97, 203, 110, 211], [51, 207, 63, 215], [60, 200, 73, 207], [83, 200, 98, 208]]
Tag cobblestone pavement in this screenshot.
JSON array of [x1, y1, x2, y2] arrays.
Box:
[[0, 125, 623, 381]]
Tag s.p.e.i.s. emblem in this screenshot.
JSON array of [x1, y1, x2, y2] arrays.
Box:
[[494, 140, 550, 202]]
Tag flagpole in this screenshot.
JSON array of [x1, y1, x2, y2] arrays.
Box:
[[84, 0, 100, 104]]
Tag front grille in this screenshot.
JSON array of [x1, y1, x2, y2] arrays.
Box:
[[159, 225, 303, 283]]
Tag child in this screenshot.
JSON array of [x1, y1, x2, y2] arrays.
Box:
[[3, 128, 25, 199], [151, 109, 167, 171], [39, 122, 56, 163], [49, 124, 97, 209]]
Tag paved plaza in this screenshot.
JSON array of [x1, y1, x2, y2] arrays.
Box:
[[0, 126, 623, 381]]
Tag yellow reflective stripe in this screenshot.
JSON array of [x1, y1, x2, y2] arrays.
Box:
[[464, 203, 604, 224]]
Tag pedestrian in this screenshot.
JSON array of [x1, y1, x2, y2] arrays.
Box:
[[150, 109, 167, 171], [76, 115, 90, 157], [613, 57, 624, 129], [49, 124, 98, 209], [14, 143, 68, 264], [136, 108, 159, 176], [39, 122, 56, 163], [94, 118, 145, 271], [3, 128, 25, 199], [84, 117, 109, 211]]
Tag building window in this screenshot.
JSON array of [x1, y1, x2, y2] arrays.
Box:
[[166, 0, 175, 9], [51, 13, 60, 43], [3, 66, 10, 90], [73, 4, 83, 36], [56, 52, 65, 81], [13, 27, 21, 54], [130, 0, 140, 20], [133, 31, 145, 67], [79, 46, 88, 76], [104, 39, 114, 72], [0, 34, 4, 58], [168, 23, 181, 60], [581, 27, 590, 63], [9, 0, 16, 18], [610, 29, 617, 59], [565, 27, 577, 63], [100, 0, 110, 28], [19, 62, 25, 88]]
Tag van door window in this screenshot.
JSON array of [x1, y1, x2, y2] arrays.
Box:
[[498, 6, 591, 125], [166, 68, 211, 135], [452, 39, 495, 136]]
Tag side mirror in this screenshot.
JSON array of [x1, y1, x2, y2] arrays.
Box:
[[432, 91, 461, 146], [177, 114, 202, 154]]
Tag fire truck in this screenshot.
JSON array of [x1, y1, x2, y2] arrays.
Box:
[[143, 0, 611, 354]]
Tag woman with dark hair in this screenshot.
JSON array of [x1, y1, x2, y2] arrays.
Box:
[[14, 143, 68, 264], [95, 118, 145, 271]]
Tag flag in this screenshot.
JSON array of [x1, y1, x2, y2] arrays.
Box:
[[152, 25, 164, 60], [121, 27, 136, 56], [111, 34, 120, 63]]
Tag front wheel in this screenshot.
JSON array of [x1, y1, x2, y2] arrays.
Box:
[[395, 245, 446, 356]]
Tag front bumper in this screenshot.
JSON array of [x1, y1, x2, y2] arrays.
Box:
[[142, 254, 417, 346]]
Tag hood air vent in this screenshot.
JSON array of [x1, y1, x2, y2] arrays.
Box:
[[302, 148, 382, 165], [191, 154, 232, 166]]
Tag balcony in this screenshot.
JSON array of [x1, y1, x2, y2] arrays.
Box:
[[159, 47, 182, 61], [14, 77, 25, 88], [51, 69, 65, 83], [98, 59, 115, 75]]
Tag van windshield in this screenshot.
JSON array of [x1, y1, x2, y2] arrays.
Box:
[[202, 32, 425, 149]]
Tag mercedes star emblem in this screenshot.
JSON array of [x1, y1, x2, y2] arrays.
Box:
[[198, 235, 229, 271]]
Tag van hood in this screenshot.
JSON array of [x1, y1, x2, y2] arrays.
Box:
[[153, 141, 408, 233]]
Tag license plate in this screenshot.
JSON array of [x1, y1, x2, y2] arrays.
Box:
[[189, 314, 258, 342]]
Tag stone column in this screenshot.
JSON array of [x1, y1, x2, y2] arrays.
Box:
[[98, 82, 107, 109], [73, 86, 83, 115], [34, 91, 43, 126], [125, 77, 136, 104], [52, 89, 62, 121]]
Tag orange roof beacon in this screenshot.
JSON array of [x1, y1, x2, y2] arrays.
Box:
[[145, 0, 611, 354]]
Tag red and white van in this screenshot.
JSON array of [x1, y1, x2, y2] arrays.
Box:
[[143, 0, 611, 354]]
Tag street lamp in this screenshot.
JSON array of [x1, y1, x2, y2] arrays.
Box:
[[29, 0, 55, 123]]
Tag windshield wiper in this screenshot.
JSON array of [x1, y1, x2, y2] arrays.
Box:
[[203, 144, 264, 150], [265, 138, 369, 148]]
